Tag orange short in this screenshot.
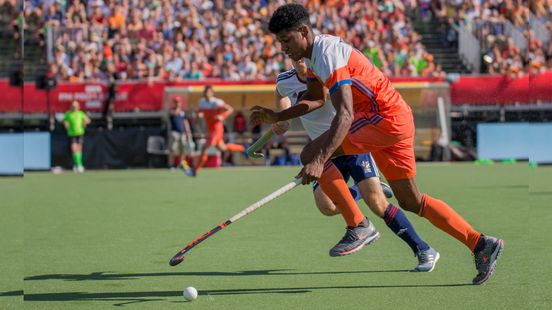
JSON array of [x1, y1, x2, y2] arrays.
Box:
[[206, 125, 224, 146], [341, 111, 416, 181]]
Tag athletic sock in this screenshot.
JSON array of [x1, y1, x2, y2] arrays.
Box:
[[420, 194, 481, 252], [181, 159, 191, 169], [383, 204, 429, 253], [226, 144, 245, 152], [74, 152, 83, 167], [349, 184, 362, 201], [318, 162, 365, 227], [72, 153, 78, 167], [194, 154, 209, 173]]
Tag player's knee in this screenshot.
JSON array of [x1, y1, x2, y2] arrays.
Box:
[[313, 187, 337, 216], [314, 192, 340, 216], [317, 204, 339, 216], [357, 181, 387, 217], [363, 197, 387, 218]]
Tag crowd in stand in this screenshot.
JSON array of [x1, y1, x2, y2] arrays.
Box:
[[3, 0, 550, 81], [421, 0, 551, 76], [9, 0, 447, 82]]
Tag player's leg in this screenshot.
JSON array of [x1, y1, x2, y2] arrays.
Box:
[[179, 134, 194, 176], [346, 113, 484, 251], [373, 141, 483, 250], [71, 137, 84, 172], [317, 161, 379, 257], [358, 177, 439, 271], [311, 178, 363, 216], [346, 153, 438, 271], [168, 131, 179, 168], [193, 137, 213, 176], [222, 142, 245, 153], [217, 141, 233, 166], [312, 182, 340, 216], [217, 140, 245, 166], [216, 128, 244, 154], [373, 141, 503, 284], [343, 112, 503, 283], [388, 177, 503, 283]]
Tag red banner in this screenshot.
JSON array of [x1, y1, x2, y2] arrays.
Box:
[[0, 81, 107, 113], [1, 74, 549, 113], [0, 80, 276, 113], [0, 80, 23, 113], [450, 72, 551, 105]]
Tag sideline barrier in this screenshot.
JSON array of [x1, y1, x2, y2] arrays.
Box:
[[477, 123, 552, 164], [0, 132, 51, 175], [0, 133, 23, 175]]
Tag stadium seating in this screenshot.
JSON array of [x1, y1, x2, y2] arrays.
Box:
[[420, 0, 551, 75], [18, 0, 449, 82]]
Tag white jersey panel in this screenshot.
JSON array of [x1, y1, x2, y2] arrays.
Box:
[[304, 35, 352, 84], [198, 97, 225, 110], [276, 70, 335, 140]]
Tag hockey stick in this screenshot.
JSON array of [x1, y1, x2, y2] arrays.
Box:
[[246, 131, 274, 158], [169, 177, 302, 266]]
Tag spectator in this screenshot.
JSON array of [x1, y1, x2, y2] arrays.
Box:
[[425, 0, 551, 74], [233, 110, 247, 135], [168, 96, 194, 172], [28, 0, 549, 81]]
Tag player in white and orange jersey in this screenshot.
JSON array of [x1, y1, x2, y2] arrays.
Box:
[[251, 3, 503, 285]]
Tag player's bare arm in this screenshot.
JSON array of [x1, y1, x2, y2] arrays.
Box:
[[249, 78, 324, 126], [84, 114, 91, 127], [298, 84, 354, 184], [277, 77, 325, 121], [184, 118, 193, 141], [217, 103, 234, 121]]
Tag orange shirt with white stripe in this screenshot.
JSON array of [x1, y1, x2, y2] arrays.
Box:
[[304, 35, 411, 117]]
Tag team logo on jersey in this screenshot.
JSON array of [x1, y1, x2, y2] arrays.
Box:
[[360, 160, 372, 174]]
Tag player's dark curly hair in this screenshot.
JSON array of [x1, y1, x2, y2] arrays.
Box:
[[268, 3, 310, 34]]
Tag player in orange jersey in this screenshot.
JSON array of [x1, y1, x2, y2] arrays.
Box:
[[253, 3, 503, 285], [193, 85, 246, 176]]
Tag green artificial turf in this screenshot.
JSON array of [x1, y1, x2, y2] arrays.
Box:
[[1, 163, 550, 309]]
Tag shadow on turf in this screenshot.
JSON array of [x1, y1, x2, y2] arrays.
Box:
[[0, 290, 23, 297], [24, 269, 411, 281], [530, 191, 552, 195], [17, 283, 472, 305], [472, 184, 528, 189]]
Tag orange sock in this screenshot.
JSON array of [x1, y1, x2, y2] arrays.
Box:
[[318, 162, 365, 227], [194, 154, 209, 173], [226, 144, 245, 152], [420, 194, 481, 251]]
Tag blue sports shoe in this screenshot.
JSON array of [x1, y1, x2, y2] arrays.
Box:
[[414, 247, 440, 272], [181, 160, 195, 177], [243, 144, 251, 159]]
